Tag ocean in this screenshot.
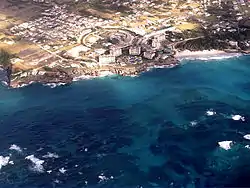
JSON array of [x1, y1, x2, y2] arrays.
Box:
[[1, 55, 250, 188]]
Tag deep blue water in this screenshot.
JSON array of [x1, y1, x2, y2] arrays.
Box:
[[1, 56, 250, 188]]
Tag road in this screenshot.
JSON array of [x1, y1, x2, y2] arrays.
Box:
[[38, 44, 67, 61], [169, 36, 204, 50]]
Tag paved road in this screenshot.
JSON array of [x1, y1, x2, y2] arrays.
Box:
[[38, 44, 66, 61]]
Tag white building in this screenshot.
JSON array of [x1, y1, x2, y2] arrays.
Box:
[[143, 52, 155, 59], [129, 46, 141, 55], [99, 55, 116, 65], [110, 48, 122, 57]]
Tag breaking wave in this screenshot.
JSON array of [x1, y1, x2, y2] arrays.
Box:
[[25, 155, 45, 173]]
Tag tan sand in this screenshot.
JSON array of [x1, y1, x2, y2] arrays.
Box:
[[175, 50, 229, 58], [175, 50, 240, 60]]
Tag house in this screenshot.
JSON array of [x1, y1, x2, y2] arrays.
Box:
[[156, 34, 166, 42], [110, 48, 122, 57], [152, 39, 160, 48]]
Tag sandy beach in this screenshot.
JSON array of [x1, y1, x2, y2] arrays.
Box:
[[175, 50, 240, 60]]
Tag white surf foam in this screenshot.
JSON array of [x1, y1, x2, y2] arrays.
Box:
[[42, 152, 59, 159], [98, 173, 114, 182], [98, 71, 115, 77], [232, 115, 245, 121], [243, 134, 250, 140], [9, 144, 23, 153], [98, 174, 109, 182], [59, 167, 66, 174], [73, 75, 95, 81], [17, 83, 28, 88], [16, 81, 34, 88], [218, 141, 233, 150], [1, 81, 8, 86], [152, 64, 177, 69], [0, 156, 10, 170], [44, 83, 66, 88], [190, 121, 198, 127], [37, 148, 43, 152], [197, 54, 240, 60], [25, 155, 45, 173], [54, 179, 60, 184], [206, 110, 216, 116]]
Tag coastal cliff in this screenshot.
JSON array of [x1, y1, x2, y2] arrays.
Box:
[[0, 68, 10, 86], [0, 50, 12, 86], [9, 56, 179, 88]]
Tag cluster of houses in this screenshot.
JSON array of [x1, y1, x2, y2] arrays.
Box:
[[10, 5, 115, 45], [9, 0, 206, 46], [7, 0, 204, 50], [8, 0, 250, 68]]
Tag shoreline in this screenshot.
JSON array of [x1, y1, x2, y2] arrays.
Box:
[[175, 50, 241, 61], [8, 63, 180, 89], [4, 50, 245, 89]]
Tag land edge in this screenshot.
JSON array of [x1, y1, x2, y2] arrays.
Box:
[[1, 49, 245, 89]]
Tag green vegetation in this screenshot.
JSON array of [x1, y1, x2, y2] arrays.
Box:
[[43, 66, 53, 72], [0, 49, 11, 67]]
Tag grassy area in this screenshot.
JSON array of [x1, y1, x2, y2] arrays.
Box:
[[0, 13, 6, 21], [189, 2, 200, 8], [0, 41, 37, 54], [0, 21, 10, 29], [176, 22, 199, 31], [0, 33, 6, 39], [58, 43, 79, 52], [0, 12, 22, 29], [12, 61, 33, 71], [204, 15, 218, 22]]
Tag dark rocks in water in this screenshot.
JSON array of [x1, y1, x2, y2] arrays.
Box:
[[0, 67, 10, 86], [0, 49, 11, 68], [6, 66, 12, 85], [0, 50, 13, 86]]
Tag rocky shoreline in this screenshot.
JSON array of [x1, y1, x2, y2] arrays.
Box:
[[2, 15, 250, 89], [8, 56, 179, 88], [4, 50, 244, 89]]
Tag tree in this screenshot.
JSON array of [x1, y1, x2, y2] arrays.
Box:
[[0, 49, 11, 68]]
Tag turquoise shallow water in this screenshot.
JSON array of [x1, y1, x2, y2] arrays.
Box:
[[1, 56, 250, 187]]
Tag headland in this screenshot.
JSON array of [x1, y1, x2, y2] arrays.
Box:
[[1, 0, 250, 88]]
